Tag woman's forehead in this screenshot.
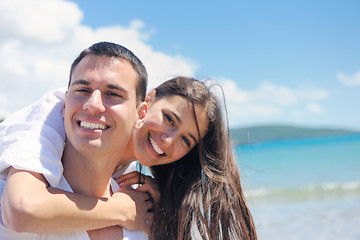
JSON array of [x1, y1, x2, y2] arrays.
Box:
[[152, 95, 188, 107]]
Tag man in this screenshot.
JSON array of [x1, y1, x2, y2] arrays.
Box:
[[0, 42, 151, 239]]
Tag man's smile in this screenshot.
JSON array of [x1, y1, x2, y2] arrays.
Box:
[[79, 121, 109, 130]]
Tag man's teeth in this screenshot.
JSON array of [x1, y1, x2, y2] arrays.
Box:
[[149, 135, 164, 155], [80, 121, 107, 130]]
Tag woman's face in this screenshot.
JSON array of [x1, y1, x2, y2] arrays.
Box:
[[132, 94, 208, 167]]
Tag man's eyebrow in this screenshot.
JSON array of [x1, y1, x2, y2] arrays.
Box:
[[172, 111, 198, 143], [107, 84, 129, 93], [71, 79, 90, 86], [70, 81, 129, 96]]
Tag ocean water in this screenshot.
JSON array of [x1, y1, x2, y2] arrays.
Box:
[[235, 134, 360, 240]]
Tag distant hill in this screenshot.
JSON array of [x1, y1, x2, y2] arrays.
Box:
[[1, 118, 359, 146], [230, 125, 360, 145]]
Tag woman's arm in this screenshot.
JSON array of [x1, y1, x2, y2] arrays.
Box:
[[1, 167, 152, 234]]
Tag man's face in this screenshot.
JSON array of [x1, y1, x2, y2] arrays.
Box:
[[63, 54, 139, 161]]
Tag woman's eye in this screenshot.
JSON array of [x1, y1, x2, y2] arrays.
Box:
[[182, 136, 191, 148], [164, 113, 174, 126]]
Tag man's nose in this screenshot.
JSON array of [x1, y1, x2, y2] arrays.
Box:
[[83, 90, 105, 113]]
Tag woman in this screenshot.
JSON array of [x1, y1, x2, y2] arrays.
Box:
[[141, 77, 256, 240], [1, 77, 256, 239]]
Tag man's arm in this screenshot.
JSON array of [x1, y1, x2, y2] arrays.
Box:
[[1, 167, 152, 234]]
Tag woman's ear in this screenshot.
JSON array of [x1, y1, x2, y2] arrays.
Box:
[[134, 101, 148, 129], [145, 90, 156, 104]]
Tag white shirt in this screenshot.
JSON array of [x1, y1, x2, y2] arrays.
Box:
[[0, 89, 147, 240], [0, 88, 66, 187], [35, 177, 147, 240]]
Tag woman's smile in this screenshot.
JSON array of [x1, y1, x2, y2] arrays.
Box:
[[148, 133, 165, 156]]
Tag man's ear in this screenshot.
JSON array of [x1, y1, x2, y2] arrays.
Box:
[[145, 90, 156, 104], [61, 91, 68, 119], [134, 102, 148, 129]]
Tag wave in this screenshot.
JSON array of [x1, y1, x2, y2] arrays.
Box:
[[244, 181, 360, 203]]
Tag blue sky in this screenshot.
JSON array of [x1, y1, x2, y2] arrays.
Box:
[[0, 0, 359, 130]]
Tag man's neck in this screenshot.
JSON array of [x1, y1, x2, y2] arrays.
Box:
[[61, 142, 120, 197], [121, 137, 136, 163]]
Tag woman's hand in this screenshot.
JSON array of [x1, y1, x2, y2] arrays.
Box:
[[116, 171, 160, 214], [110, 186, 153, 234]]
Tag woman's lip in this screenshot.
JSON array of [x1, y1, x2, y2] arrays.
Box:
[[147, 133, 166, 156]]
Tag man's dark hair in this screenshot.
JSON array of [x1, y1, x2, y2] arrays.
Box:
[[68, 42, 148, 104]]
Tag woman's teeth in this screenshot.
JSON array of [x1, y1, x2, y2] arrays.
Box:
[[149, 135, 164, 155]]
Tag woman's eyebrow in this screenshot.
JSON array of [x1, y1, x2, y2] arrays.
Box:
[[171, 111, 181, 123], [171, 111, 198, 143], [188, 133, 197, 144]]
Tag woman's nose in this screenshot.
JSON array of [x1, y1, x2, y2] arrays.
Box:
[[83, 90, 105, 113], [161, 132, 177, 147]]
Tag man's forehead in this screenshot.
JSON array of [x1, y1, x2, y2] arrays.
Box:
[[73, 55, 137, 82], [77, 54, 129, 69]]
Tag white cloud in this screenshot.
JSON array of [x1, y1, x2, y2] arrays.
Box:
[[0, 0, 333, 128], [0, 0, 194, 118], [307, 103, 324, 114], [218, 80, 329, 127], [337, 70, 360, 86], [0, 0, 82, 44], [254, 82, 298, 106]]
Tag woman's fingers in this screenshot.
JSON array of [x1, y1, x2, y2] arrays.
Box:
[[116, 171, 147, 186], [135, 177, 160, 208], [144, 212, 154, 234], [115, 171, 160, 212], [115, 171, 140, 184], [145, 211, 154, 224], [145, 197, 154, 212]]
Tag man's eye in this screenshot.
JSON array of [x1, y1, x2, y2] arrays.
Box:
[[75, 88, 90, 93], [164, 113, 174, 126], [106, 92, 123, 98], [182, 136, 191, 148]]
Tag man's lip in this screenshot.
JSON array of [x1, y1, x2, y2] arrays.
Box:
[[77, 120, 110, 130]]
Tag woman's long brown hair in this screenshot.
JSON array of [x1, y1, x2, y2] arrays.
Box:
[[150, 77, 257, 240]]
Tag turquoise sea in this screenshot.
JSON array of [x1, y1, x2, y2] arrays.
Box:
[[235, 134, 360, 240]]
